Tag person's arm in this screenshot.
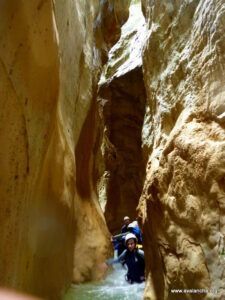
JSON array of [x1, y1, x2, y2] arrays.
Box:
[[112, 232, 128, 241], [106, 249, 127, 266], [137, 249, 144, 259]]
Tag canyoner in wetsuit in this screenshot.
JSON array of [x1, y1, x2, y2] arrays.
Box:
[[121, 216, 130, 233], [106, 233, 145, 284], [127, 221, 143, 244], [111, 216, 130, 255]]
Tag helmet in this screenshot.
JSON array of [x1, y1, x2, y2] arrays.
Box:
[[123, 216, 130, 221], [125, 233, 137, 244]]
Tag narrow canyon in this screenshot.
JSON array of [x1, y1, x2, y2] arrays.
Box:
[[0, 0, 225, 299]]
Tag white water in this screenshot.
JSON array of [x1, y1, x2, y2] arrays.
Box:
[[63, 264, 144, 300]]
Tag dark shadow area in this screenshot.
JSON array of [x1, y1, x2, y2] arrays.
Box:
[[98, 67, 146, 233]]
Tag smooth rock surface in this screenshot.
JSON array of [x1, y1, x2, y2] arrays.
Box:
[[0, 1, 130, 299]]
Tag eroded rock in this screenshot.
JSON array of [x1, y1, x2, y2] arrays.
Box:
[[139, 0, 225, 298], [97, 1, 147, 232]]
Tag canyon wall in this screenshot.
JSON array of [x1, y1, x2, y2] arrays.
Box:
[[0, 0, 130, 299], [1, 0, 225, 299], [139, 0, 225, 299], [97, 1, 147, 233]]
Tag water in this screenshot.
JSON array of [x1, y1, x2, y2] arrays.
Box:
[[63, 265, 144, 300]]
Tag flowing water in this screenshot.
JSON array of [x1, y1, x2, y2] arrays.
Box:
[[63, 264, 144, 300]]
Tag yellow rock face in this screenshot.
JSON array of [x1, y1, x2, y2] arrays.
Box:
[[0, 0, 130, 299], [139, 0, 225, 298]]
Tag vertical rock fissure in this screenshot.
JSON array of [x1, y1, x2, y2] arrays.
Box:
[[98, 67, 146, 233]]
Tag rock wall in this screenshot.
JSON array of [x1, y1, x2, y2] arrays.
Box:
[[2, 0, 225, 298], [0, 0, 130, 299], [97, 1, 147, 232], [139, 0, 225, 299]]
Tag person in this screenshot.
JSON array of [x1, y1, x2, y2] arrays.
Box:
[[111, 216, 130, 255], [127, 221, 143, 244], [121, 216, 130, 233], [106, 233, 145, 284]]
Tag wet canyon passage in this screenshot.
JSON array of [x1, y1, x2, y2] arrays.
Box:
[[99, 67, 147, 234], [65, 67, 147, 299]]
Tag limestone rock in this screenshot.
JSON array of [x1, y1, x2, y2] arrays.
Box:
[[139, 0, 225, 298], [0, 1, 129, 299], [94, 0, 131, 63], [97, 2, 147, 232]]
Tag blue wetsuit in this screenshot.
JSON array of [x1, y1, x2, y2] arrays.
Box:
[[106, 249, 145, 283], [128, 226, 142, 244]]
